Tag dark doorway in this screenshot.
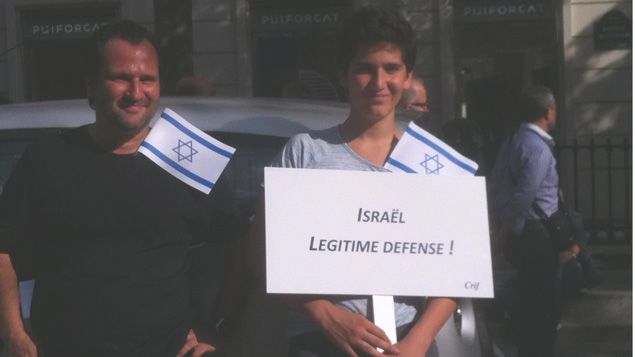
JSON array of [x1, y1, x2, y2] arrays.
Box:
[[250, 1, 350, 100], [27, 40, 90, 101], [453, 19, 558, 173], [154, 0, 193, 95], [252, 32, 341, 100], [456, 21, 558, 134]]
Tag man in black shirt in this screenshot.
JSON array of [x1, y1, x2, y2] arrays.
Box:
[[0, 20, 218, 356]]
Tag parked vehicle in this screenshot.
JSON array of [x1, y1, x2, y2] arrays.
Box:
[[0, 97, 486, 356]]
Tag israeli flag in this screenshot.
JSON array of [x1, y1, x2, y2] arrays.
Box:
[[385, 121, 478, 176], [138, 108, 236, 194]]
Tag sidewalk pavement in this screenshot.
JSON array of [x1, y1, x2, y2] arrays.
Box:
[[487, 245, 632, 357]]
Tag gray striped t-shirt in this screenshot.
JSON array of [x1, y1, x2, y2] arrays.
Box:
[[269, 125, 419, 336]]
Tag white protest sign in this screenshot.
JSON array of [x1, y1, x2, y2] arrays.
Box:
[[265, 167, 494, 298]]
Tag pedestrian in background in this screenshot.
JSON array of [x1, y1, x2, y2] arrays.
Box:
[[488, 85, 577, 357], [401, 76, 429, 113]]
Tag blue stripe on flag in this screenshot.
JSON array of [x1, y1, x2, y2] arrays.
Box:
[[405, 127, 477, 174], [161, 112, 233, 159], [140, 142, 215, 190], [386, 158, 416, 173]]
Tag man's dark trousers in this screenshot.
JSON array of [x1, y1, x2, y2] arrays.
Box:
[[512, 221, 561, 357]]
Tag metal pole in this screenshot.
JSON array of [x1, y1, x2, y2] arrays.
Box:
[[607, 138, 613, 240], [573, 139, 579, 210], [625, 138, 631, 243], [590, 138, 597, 240]]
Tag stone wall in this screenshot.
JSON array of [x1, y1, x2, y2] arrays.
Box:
[[563, 0, 632, 140], [560, 0, 631, 237]]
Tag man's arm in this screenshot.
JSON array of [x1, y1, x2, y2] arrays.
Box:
[[387, 297, 457, 356], [0, 253, 37, 357]]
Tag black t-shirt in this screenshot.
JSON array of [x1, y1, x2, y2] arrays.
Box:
[[0, 126, 226, 356]]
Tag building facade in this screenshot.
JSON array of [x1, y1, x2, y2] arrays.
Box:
[[0, 0, 631, 238]]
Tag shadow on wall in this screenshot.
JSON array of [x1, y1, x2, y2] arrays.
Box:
[[565, 4, 632, 138], [560, 3, 632, 241]]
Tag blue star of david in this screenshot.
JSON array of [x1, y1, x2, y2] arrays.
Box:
[[420, 154, 444, 175], [172, 139, 198, 162]]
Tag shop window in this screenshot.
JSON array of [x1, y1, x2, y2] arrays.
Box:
[[154, 0, 193, 95], [250, 0, 351, 100], [21, 6, 118, 101]]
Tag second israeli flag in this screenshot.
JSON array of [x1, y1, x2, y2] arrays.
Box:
[[385, 122, 478, 176], [138, 108, 236, 194]]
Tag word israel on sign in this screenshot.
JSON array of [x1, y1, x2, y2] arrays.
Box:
[[138, 108, 236, 194], [265, 167, 493, 298], [385, 122, 478, 176]]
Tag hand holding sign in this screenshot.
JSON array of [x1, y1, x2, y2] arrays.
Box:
[[305, 300, 399, 357]]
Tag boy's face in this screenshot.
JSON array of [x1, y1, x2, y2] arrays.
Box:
[[342, 42, 412, 122]]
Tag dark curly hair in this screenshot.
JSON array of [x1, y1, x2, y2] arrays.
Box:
[[336, 7, 416, 73]]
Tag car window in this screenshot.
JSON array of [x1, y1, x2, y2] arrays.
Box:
[[0, 141, 32, 194], [212, 132, 288, 217]]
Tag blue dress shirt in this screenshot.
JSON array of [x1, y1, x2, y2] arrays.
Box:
[[488, 123, 560, 234]]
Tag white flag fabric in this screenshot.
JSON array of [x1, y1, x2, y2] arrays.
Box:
[[138, 108, 235, 194], [385, 121, 478, 176]]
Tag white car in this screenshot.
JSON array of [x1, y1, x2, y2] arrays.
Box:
[[0, 97, 487, 357]]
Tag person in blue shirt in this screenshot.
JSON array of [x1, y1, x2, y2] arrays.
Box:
[[489, 85, 579, 357]]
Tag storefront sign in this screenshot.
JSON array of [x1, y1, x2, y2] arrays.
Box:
[[594, 10, 632, 51], [455, 0, 553, 22], [264, 167, 494, 298], [252, 8, 343, 30], [24, 19, 109, 41]]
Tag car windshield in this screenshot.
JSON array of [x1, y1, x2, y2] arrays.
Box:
[[211, 132, 288, 216]]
